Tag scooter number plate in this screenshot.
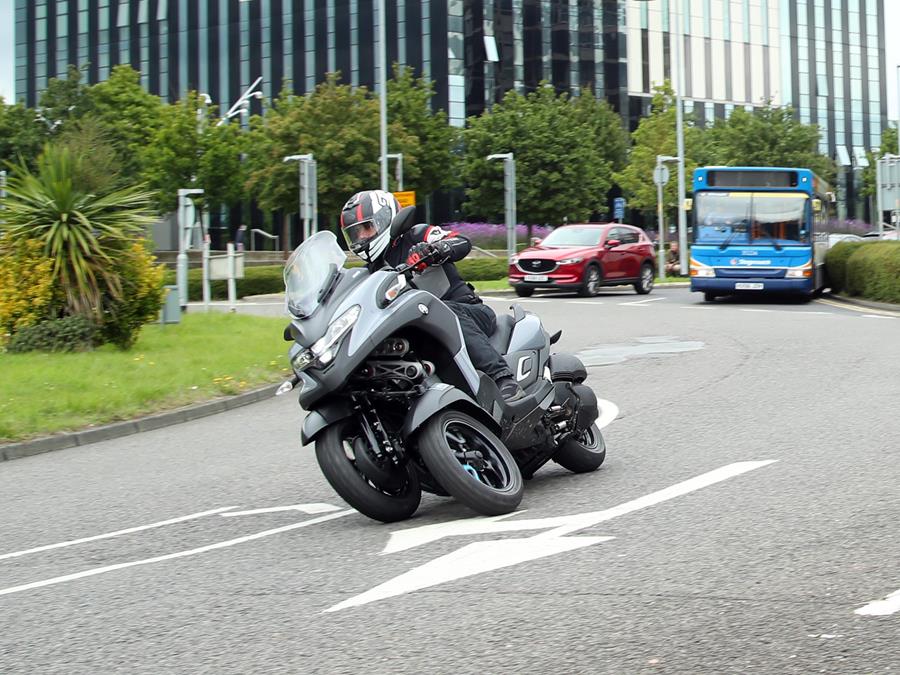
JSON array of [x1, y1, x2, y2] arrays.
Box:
[[524, 274, 549, 282]]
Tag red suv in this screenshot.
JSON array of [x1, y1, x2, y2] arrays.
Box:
[[509, 223, 657, 297]]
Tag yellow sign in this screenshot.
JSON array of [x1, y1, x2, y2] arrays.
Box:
[[394, 191, 416, 208]]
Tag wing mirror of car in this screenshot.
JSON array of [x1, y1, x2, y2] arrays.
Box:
[[605, 239, 621, 249], [531, 237, 542, 246]]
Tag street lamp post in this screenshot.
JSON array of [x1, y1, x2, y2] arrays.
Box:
[[176, 188, 204, 309], [656, 155, 679, 280], [487, 153, 517, 260], [377, 0, 389, 191], [672, 0, 688, 275], [386, 153, 404, 191], [217, 76, 264, 127]]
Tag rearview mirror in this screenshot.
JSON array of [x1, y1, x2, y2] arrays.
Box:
[[605, 239, 621, 248], [531, 237, 542, 246], [389, 206, 417, 238]]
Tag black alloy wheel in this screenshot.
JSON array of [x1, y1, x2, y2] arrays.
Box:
[[579, 264, 602, 297], [635, 263, 654, 294]]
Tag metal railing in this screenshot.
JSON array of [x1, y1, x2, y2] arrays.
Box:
[[250, 229, 280, 252]]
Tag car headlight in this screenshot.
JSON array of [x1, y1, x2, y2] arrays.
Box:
[[558, 257, 583, 265], [509, 255, 519, 265], [290, 305, 361, 373]]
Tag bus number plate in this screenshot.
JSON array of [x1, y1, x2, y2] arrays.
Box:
[[735, 282, 764, 290]]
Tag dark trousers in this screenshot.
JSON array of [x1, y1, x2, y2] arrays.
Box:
[[444, 301, 513, 381]]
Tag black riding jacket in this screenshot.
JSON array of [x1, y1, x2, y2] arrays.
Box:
[[374, 224, 476, 303]]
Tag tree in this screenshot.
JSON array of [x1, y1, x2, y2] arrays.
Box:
[[245, 73, 417, 230], [37, 64, 91, 133], [571, 88, 629, 174], [140, 92, 246, 214], [0, 99, 47, 169], [460, 84, 617, 225], [387, 65, 458, 194], [704, 101, 834, 180], [54, 117, 124, 195], [1, 145, 156, 316], [613, 82, 705, 215], [85, 65, 163, 184], [860, 126, 899, 202]]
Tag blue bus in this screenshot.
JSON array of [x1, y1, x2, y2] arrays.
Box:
[[689, 166, 834, 301]]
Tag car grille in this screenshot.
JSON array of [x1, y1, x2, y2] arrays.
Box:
[[517, 259, 557, 273]]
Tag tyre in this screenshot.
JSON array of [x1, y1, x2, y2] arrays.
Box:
[[514, 286, 534, 297], [578, 264, 602, 297], [315, 420, 421, 523], [554, 423, 606, 473], [634, 263, 654, 294], [416, 410, 523, 516], [703, 292, 717, 302]]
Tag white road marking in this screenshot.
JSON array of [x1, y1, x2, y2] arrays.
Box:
[[220, 503, 342, 517], [798, 311, 835, 316], [328, 460, 778, 611], [594, 398, 620, 431], [0, 510, 354, 597], [740, 309, 774, 313], [480, 296, 512, 301], [815, 298, 900, 317], [861, 314, 896, 320], [569, 301, 604, 306], [618, 297, 665, 306], [517, 298, 551, 303], [855, 588, 900, 616], [0, 507, 236, 562]]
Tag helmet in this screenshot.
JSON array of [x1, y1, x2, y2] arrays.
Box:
[[339, 190, 400, 263]]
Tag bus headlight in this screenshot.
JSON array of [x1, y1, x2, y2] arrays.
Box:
[[690, 258, 714, 277], [786, 265, 813, 278]]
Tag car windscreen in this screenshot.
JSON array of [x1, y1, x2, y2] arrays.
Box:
[[694, 192, 810, 246], [541, 227, 603, 247]]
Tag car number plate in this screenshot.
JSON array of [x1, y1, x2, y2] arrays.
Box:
[[735, 282, 764, 290], [524, 274, 548, 282]]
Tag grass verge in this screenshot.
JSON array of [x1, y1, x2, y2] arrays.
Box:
[[0, 313, 291, 443]]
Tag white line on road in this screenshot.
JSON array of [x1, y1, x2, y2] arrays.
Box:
[[618, 297, 665, 306], [740, 309, 774, 313], [0, 510, 354, 598], [569, 301, 604, 306], [220, 503, 342, 517], [0, 507, 236, 562], [861, 314, 896, 320], [855, 588, 900, 616], [327, 461, 778, 611], [682, 305, 713, 309]]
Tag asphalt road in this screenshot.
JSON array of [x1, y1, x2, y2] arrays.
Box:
[[2, 287, 899, 674]]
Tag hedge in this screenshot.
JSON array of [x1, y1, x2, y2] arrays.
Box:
[[163, 257, 510, 301], [825, 241, 874, 293], [844, 242, 900, 303]]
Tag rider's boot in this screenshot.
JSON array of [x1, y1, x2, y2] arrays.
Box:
[[497, 376, 526, 402]]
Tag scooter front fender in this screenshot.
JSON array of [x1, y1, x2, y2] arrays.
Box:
[[402, 384, 500, 439], [301, 398, 355, 446]]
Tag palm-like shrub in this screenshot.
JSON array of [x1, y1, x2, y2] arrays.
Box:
[[1, 145, 156, 315]]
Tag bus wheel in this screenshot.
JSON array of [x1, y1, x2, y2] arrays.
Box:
[[703, 292, 717, 302]]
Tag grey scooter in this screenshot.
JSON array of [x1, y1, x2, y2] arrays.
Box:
[[278, 207, 606, 523]]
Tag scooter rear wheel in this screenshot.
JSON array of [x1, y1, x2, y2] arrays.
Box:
[[316, 420, 421, 523], [417, 410, 523, 516], [553, 423, 606, 473]]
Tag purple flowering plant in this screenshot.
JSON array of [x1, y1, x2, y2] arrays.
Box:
[[441, 222, 554, 249]]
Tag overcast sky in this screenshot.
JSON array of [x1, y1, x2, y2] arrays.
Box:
[[0, 0, 897, 121]]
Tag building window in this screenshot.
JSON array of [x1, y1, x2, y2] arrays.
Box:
[[118, 0, 130, 28]]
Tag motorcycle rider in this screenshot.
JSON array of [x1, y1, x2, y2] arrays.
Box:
[[340, 189, 525, 402]]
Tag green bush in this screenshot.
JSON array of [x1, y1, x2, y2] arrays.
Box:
[[6, 315, 96, 353], [163, 257, 510, 301], [825, 241, 873, 293], [99, 243, 167, 350], [844, 242, 900, 303]]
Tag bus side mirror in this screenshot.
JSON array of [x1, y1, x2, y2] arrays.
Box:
[[684, 198, 693, 212], [812, 199, 822, 213]]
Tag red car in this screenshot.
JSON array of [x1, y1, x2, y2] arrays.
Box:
[[509, 223, 657, 297]]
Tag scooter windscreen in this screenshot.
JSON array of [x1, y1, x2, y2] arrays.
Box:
[[284, 231, 347, 318]]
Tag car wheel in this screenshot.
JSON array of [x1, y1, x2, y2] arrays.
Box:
[[634, 263, 654, 294], [514, 286, 534, 297], [578, 264, 602, 297], [703, 292, 717, 302]]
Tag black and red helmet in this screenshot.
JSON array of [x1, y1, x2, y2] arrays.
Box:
[[339, 190, 399, 263]]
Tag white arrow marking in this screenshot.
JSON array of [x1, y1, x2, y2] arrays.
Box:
[[0, 510, 354, 597], [220, 503, 342, 517], [331, 461, 778, 611], [327, 536, 614, 612], [0, 506, 236, 562], [595, 398, 619, 431], [855, 588, 900, 616]]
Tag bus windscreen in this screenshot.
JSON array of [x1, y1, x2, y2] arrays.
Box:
[[694, 192, 810, 246]]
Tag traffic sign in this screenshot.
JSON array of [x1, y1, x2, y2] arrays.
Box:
[[393, 191, 416, 208], [613, 197, 626, 221], [653, 165, 670, 187]]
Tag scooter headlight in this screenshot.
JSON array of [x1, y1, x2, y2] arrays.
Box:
[[290, 305, 361, 373]]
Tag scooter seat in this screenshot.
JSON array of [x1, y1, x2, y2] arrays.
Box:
[[489, 313, 516, 355]]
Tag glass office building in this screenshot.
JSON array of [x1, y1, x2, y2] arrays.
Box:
[[14, 0, 889, 218]]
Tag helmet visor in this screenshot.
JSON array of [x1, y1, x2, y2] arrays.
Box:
[[342, 219, 380, 248]]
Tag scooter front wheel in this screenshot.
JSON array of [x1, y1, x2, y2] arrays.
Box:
[[553, 423, 606, 473], [417, 410, 523, 516], [316, 420, 421, 523]]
